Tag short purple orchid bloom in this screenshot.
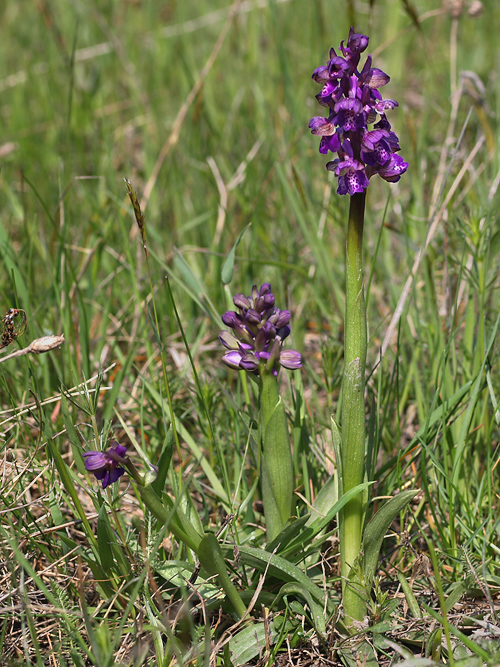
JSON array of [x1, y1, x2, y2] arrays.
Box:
[[309, 27, 408, 195], [219, 283, 302, 377], [83, 441, 128, 489]]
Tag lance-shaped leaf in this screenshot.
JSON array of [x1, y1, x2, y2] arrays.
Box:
[[363, 489, 418, 589], [222, 544, 337, 615]]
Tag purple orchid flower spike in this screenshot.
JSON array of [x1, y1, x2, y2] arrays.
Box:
[[83, 441, 128, 489], [310, 28, 408, 194], [219, 283, 302, 377]]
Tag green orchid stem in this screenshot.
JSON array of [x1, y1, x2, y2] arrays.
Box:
[[134, 479, 202, 553], [198, 533, 247, 619], [341, 191, 368, 625], [130, 469, 246, 618], [259, 370, 294, 543]]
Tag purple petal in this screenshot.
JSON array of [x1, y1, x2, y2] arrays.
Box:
[[319, 133, 341, 155], [259, 293, 275, 311], [245, 308, 262, 325], [219, 330, 239, 350], [345, 170, 369, 195], [280, 349, 302, 370], [368, 68, 390, 88], [98, 471, 110, 487], [374, 99, 398, 113], [346, 28, 369, 55], [312, 65, 330, 83], [358, 56, 373, 86], [273, 310, 291, 329], [277, 324, 291, 340], [255, 327, 271, 352], [107, 443, 128, 462], [320, 81, 337, 99], [222, 350, 244, 370], [106, 467, 125, 487], [309, 116, 336, 136], [83, 452, 107, 471], [222, 311, 239, 327], [361, 130, 392, 166], [378, 153, 408, 182], [333, 159, 369, 195], [328, 55, 349, 79], [262, 321, 276, 339], [335, 97, 363, 115], [239, 354, 259, 371], [233, 293, 251, 310], [101, 471, 114, 489]]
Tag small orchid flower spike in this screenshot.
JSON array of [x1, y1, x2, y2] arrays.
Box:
[[219, 283, 301, 377]]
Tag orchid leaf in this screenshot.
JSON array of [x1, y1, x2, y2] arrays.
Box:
[[397, 571, 422, 619], [198, 533, 247, 618], [97, 505, 129, 577], [274, 582, 327, 636], [151, 428, 174, 495], [269, 481, 372, 563], [338, 639, 379, 666], [223, 544, 337, 615], [228, 616, 293, 666], [306, 469, 338, 525], [363, 489, 418, 588]]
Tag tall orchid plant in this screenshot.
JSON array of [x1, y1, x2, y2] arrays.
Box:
[[310, 28, 415, 625]]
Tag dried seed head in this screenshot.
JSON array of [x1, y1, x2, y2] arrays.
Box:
[[468, 0, 483, 17], [28, 335, 65, 354]]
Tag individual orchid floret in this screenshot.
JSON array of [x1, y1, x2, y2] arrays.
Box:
[[83, 441, 128, 489], [328, 156, 370, 196], [360, 129, 393, 166], [378, 153, 408, 183], [219, 283, 301, 377], [309, 28, 408, 195]]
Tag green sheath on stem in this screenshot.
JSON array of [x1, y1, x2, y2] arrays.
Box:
[[341, 191, 368, 624], [259, 370, 294, 543]]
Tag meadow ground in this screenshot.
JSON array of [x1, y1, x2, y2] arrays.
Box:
[[1, 0, 500, 665]]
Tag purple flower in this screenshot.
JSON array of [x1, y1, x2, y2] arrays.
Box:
[[328, 156, 370, 195], [279, 349, 303, 370], [83, 441, 127, 489], [310, 28, 407, 194], [377, 153, 408, 183], [219, 284, 302, 376], [360, 129, 392, 166]]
